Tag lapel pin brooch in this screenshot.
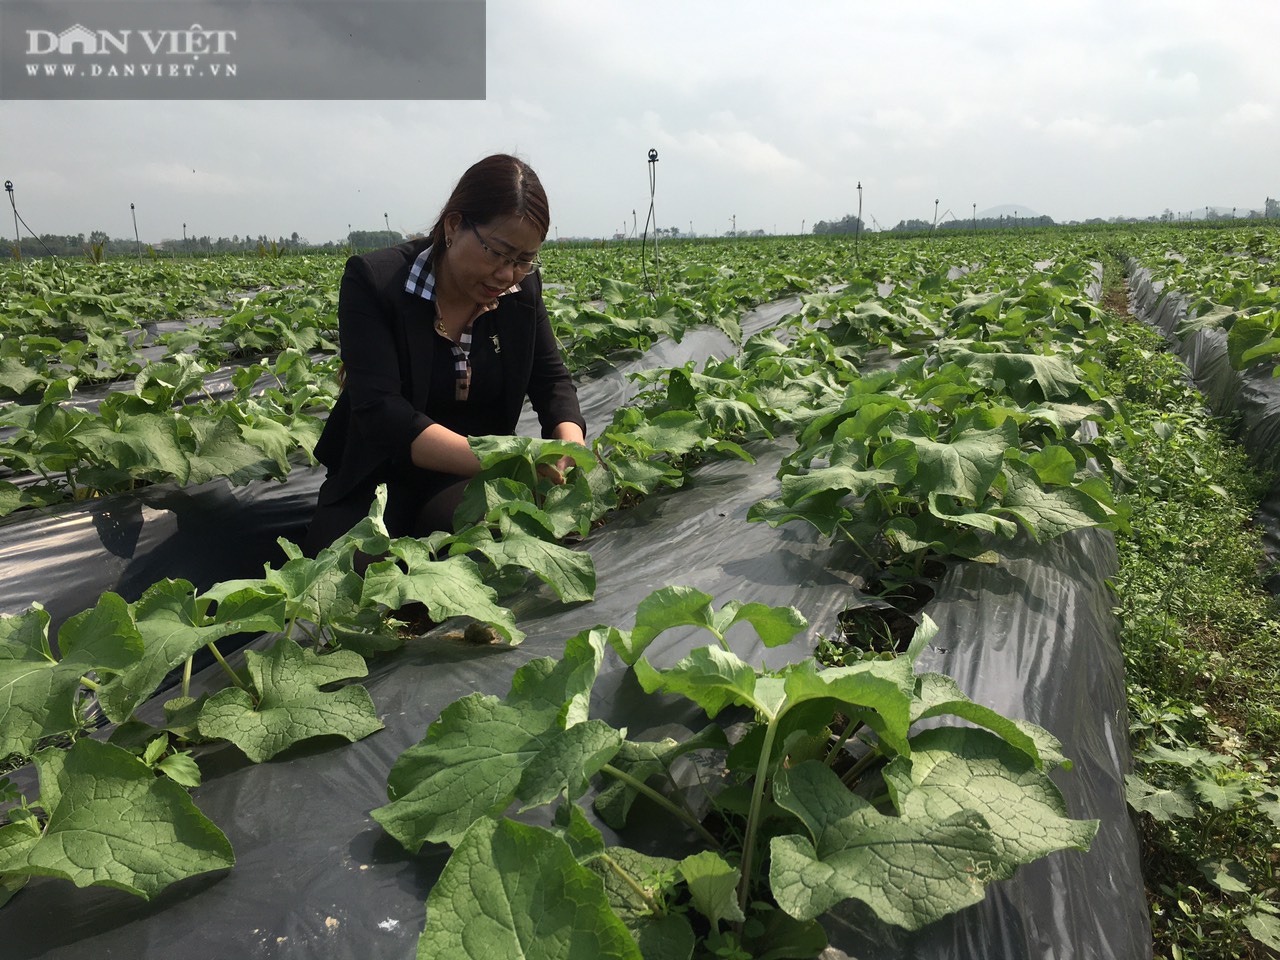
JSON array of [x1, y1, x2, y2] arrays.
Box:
[[490, 334, 501, 354]]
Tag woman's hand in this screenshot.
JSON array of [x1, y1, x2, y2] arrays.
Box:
[[540, 421, 587, 485], [536, 458, 572, 485]]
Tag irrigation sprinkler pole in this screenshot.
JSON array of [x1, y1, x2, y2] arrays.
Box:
[[648, 149, 659, 286], [5, 181, 18, 259], [854, 182, 862, 261], [384, 212, 390, 239], [972, 202, 976, 235], [933, 198, 939, 234], [131, 202, 141, 262]]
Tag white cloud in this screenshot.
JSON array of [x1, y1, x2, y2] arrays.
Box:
[[3, 0, 1279, 237], [1221, 102, 1274, 126]]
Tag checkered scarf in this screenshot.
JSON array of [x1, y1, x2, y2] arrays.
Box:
[[405, 244, 519, 401]]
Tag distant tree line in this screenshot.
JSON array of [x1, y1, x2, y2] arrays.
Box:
[[812, 214, 865, 235], [6, 229, 412, 258], [889, 215, 1056, 232]]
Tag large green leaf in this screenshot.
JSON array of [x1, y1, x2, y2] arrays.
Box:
[[882, 728, 1096, 883], [186, 416, 277, 485], [911, 672, 1062, 769], [1123, 774, 1195, 822], [455, 515, 597, 604], [622, 411, 709, 457], [417, 817, 641, 960], [634, 646, 774, 719], [516, 719, 625, 810], [612, 587, 806, 666], [747, 491, 852, 538], [1226, 313, 1280, 370], [0, 739, 233, 899], [374, 692, 561, 850], [894, 416, 1014, 504], [779, 657, 916, 756], [77, 413, 191, 483], [678, 851, 744, 926], [468, 435, 596, 473], [769, 761, 999, 930], [196, 637, 383, 763], [375, 631, 610, 849], [0, 598, 142, 757], [995, 461, 1113, 541], [361, 546, 524, 644], [98, 580, 287, 723], [947, 349, 1084, 402]]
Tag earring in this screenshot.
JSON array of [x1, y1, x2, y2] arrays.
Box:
[[445, 237, 452, 248]]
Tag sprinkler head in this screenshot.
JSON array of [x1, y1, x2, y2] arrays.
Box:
[[648, 148, 658, 162], [3, 181, 12, 193]]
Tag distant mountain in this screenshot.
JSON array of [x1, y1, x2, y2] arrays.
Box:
[[976, 204, 1042, 220]]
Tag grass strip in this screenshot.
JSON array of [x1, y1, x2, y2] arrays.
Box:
[[1100, 255, 1280, 960]]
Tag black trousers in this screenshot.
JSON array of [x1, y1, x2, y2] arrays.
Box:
[[302, 461, 468, 558]]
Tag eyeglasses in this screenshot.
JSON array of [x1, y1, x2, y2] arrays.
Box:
[[465, 219, 541, 275]]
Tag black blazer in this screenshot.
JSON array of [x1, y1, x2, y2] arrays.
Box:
[[313, 238, 585, 506]]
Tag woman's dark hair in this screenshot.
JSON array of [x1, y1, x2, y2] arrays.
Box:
[[428, 154, 550, 253]]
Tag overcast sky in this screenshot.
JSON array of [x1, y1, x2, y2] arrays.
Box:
[[1, 0, 1277, 242]]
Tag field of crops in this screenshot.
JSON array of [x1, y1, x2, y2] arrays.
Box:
[[1, 227, 1278, 959]]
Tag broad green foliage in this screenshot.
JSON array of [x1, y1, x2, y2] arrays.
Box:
[[372, 627, 612, 849], [197, 638, 383, 762], [417, 817, 642, 960], [769, 761, 998, 930], [1128, 228, 1280, 377], [0, 597, 140, 756], [0, 739, 233, 898], [378, 589, 1095, 955]]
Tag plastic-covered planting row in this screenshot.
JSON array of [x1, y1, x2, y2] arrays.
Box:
[[1, 450, 1149, 960], [1127, 261, 1280, 588], [1, 287, 1151, 959], [0, 299, 791, 637]]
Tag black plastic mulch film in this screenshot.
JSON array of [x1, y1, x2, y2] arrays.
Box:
[[1127, 262, 1280, 591], [1, 290, 1149, 959]]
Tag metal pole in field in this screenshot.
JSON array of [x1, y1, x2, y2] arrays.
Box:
[[6, 181, 19, 259], [131, 202, 141, 261], [933, 198, 939, 234], [854, 182, 862, 261], [384, 212, 391, 239], [646, 148, 659, 288], [972, 202, 976, 235]]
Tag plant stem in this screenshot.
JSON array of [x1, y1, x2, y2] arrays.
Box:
[[79, 675, 100, 691], [840, 746, 882, 787], [824, 716, 863, 768], [206, 641, 250, 692], [600, 763, 720, 849], [600, 851, 665, 916], [737, 715, 780, 918], [181, 656, 193, 698], [835, 520, 879, 567]]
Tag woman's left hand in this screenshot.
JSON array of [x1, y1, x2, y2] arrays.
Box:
[[537, 455, 574, 485]]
